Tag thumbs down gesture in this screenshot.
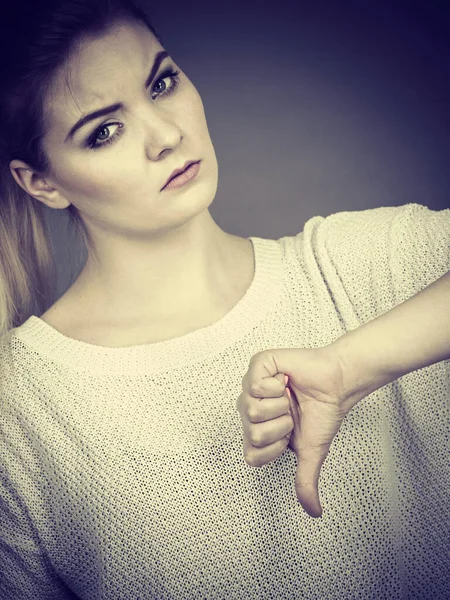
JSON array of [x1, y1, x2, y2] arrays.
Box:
[[236, 346, 362, 518]]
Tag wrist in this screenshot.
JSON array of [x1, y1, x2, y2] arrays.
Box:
[[330, 271, 450, 408], [330, 334, 393, 410]]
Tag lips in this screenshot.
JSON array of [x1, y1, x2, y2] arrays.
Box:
[[163, 160, 199, 189]]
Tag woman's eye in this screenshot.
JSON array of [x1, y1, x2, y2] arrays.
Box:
[[88, 122, 124, 150], [87, 68, 181, 150], [152, 69, 181, 99]]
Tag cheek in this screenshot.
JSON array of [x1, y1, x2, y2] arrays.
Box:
[[53, 156, 127, 199], [181, 84, 207, 127]]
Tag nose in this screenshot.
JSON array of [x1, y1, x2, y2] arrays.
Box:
[[140, 107, 182, 161]]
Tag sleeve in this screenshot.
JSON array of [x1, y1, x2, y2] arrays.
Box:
[[300, 203, 450, 596], [301, 202, 450, 331], [0, 340, 79, 600], [0, 472, 75, 599]]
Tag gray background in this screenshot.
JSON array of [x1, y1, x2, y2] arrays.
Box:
[[45, 0, 450, 300]]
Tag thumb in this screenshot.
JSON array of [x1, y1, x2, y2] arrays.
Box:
[[294, 446, 327, 518], [285, 384, 326, 518]]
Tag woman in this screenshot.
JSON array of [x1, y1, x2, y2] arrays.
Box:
[[0, 0, 449, 598]]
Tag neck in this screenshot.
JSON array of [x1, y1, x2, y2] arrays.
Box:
[[69, 211, 251, 325]]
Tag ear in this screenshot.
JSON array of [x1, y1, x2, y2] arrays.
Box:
[[9, 159, 71, 210]]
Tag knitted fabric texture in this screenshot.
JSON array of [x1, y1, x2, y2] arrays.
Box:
[[1, 203, 449, 600]]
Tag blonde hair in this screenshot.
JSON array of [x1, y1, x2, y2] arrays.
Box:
[[0, 0, 162, 338]]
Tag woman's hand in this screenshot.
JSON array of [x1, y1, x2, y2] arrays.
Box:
[[238, 270, 450, 518], [236, 345, 361, 518]]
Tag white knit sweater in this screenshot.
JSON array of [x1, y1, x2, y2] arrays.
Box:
[[1, 203, 449, 600]]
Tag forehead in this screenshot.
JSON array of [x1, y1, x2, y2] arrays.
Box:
[[47, 20, 161, 129]]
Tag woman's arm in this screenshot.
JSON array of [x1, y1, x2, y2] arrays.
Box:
[[332, 270, 450, 405], [238, 270, 450, 516]]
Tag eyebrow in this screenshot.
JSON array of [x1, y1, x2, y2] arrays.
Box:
[[65, 50, 170, 143]]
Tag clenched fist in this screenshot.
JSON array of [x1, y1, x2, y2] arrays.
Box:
[[236, 345, 361, 518]]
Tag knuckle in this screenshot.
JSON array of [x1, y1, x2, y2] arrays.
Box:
[[236, 393, 246, 414], [246, 405, 260, 423], [250, 382, 262, 398], [248, 430, 263, 448], [244, 451, 262, 467], [241, 373, 248, 390], [249, 351, 264, 364]]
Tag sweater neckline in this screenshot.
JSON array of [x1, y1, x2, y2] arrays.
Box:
[[14, 236, 283, 374]]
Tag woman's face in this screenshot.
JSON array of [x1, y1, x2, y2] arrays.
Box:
[[41, 19, 218, 240]]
